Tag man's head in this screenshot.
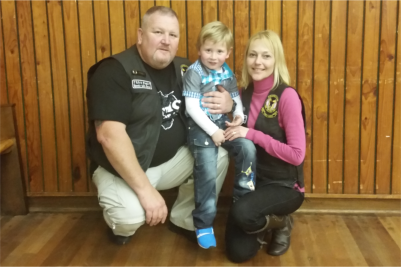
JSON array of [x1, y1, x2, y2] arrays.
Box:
[[137, 6, 180, 69]]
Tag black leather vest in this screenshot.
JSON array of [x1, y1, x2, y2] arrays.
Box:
[[86, 45, 191, 176], [242, 82, 306, 188]]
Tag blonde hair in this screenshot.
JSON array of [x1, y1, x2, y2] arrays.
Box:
[[196, 21, 233, 50], [241, 30, 290, 89]]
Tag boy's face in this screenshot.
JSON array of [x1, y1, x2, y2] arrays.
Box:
[[198, 39, 231, 71]]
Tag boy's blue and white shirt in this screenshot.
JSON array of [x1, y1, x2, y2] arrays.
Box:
[[183, 59, 239, 121]]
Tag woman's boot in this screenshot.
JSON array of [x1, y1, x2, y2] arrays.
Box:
[[245, 214, 288, 234], [267, 215, 293, 256]]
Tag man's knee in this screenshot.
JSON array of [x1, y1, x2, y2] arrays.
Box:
[[103, 210, 145, 236], [112, 221, 145, 237]]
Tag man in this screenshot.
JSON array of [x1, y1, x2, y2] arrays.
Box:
[[86, 6, 235, 245]]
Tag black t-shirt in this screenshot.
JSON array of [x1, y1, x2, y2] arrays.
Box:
[[142, 61, 186, 167]]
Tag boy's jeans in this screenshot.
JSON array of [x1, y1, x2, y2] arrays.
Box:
[[187, 116, 257, 229]]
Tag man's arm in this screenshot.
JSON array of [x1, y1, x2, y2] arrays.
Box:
[[202, 85, 234, 114], [95, 120, 168, 226]]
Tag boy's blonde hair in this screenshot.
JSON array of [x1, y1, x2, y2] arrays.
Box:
[[196, 21, 233, 50], [241, 30, 290, 89]]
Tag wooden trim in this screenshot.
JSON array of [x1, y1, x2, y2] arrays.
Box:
[[305, 193, 401, 199], [28, 195, 401, 215]]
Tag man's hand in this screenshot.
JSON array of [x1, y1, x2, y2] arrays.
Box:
[[202, 85, 234, 114], [137, 185, 168, 226], [212, 129, 225, 146]]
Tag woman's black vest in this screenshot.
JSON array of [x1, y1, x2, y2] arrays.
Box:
[[242, 82, 306, 189]]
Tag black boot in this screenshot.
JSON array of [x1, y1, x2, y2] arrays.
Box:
[[246, 214, 287, 234], [267, 215, 293, 256]]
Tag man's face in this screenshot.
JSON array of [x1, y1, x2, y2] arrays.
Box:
[[137, 12, 180, 69]]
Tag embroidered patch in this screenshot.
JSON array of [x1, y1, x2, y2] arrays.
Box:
[[181, 64, 188, 76], [262, 94, 279, 118], [132, 79, 152, 90]]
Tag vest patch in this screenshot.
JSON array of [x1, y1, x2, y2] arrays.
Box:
[[262, 94, 279, 118], [181, 64, 188, 76], [132, 79, 152, 90]]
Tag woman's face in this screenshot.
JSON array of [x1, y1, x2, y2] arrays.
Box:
[[246, 39, 275, 81]]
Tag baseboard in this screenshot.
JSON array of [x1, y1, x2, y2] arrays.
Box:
[[27, 193, 401, 215]]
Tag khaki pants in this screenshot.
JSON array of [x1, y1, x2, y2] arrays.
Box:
[[92, 146, 229, 236]]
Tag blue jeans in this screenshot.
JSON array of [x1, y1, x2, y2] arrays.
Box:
[[187, 116, 257, 229]]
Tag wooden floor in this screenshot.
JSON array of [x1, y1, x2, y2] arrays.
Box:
[[1, 212, 400, 266]]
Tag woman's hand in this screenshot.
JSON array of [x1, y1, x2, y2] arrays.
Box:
[[224, 126, 249, 141], [225, 115, 243, 127]]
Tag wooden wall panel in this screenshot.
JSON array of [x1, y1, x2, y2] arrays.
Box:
[[31, 0, 58, 193], [124, 1, 139, 48], [234, 1, 248, 76], [297, 0, 313, 193], [109, 0, 126, 54], [171, 1, 186, 58], [1, 0, 29, 190], [392, 2, 401, 195], [266, 0, 281, 36], [282, 1, 297, 86], [0, 0, 398, 198], [344, 0, 364, 194], [63, 1, 88, 192], [186, 1, 202, 62], [47, 0, 72, 192], [250, 1, 265, 36], [155, 1, 170, 8], [16, 0, 43, 193], [328, 1, 347, 194], [203, 0, 218, 24], [360, 0, 381, 194], [0, 5, 8, 105], [93, 1, 110, 61], [375, 0, 397, 194], [77, 0, 96, 192], [312, 0, 330, 193], [218, 1, 233, 70]]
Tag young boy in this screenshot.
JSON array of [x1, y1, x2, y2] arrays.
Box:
[[183, 21, 257, 249]]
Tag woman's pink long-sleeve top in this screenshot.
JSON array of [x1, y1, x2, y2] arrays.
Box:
[[245, 75, 306, 166]]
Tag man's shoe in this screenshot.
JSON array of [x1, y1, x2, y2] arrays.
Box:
[[107, 228, 132, 245], [168, 221, 197, 243], [267, 215, 293, 256], [196, 227, 216, 249]]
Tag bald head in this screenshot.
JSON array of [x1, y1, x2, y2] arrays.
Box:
[[141, 6, 178, 30]]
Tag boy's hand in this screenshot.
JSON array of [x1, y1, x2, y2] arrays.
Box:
[[225, 115, 243, 127], [212, 129, 225, 146]]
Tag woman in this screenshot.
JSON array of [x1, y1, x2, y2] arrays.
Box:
[[223, 30, 306, 262]]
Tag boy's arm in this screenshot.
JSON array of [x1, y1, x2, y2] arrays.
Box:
[[183, 69, 219, 136], [185, 97, 219, 136]]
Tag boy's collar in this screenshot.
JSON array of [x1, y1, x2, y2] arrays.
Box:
[[197, 58, 232, 76]]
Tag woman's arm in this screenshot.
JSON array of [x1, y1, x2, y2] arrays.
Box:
[[246, 88, 306, 166]]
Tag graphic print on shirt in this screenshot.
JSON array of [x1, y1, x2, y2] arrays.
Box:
[[262, 94, 279, 118], [159, 91, 181, 130]]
